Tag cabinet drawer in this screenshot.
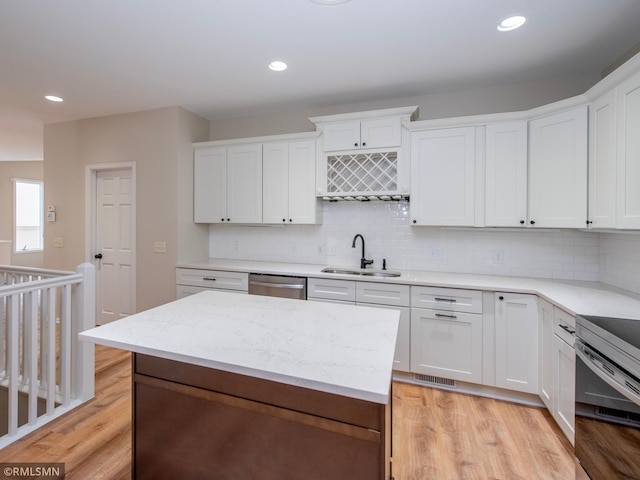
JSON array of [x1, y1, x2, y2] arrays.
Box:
[[307, 278, 356, 302], [553, 307, 575, 347], [356, 282, 410, 307], [411, 286, 482, 313], [176, 268, 248, 292]]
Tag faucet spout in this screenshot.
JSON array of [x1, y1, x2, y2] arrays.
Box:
[[351, 234, 374, 269]]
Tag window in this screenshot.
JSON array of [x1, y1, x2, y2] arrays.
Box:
[[14, 179, 44, 252]]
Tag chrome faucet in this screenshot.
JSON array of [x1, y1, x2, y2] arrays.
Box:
[[352, 234, 374, 269]]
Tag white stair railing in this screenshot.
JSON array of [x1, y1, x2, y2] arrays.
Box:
[[0, 263, 95, 448]]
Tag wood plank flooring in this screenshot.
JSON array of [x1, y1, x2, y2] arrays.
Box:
[[0, 346, 575, 479]]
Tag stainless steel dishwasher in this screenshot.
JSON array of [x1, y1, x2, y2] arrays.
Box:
[[248, 273, 307, 300]]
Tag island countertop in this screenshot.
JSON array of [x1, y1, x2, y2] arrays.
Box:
[[79, 290, 400, 404]]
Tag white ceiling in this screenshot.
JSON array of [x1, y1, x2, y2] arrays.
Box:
[[2, 0, 640, 161]]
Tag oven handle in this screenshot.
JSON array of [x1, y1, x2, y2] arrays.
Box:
[[575, 341, 640, 408]]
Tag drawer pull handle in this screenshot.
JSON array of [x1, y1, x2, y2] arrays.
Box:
[[434, 297, 456, 303], [202, 277, 217, 281], [435, 313, 457, 319], [559, 324, 576, 335]]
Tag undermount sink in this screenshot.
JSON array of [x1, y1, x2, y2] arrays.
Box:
[[321, 267, 401, 278], [360, 271, 401, 278]]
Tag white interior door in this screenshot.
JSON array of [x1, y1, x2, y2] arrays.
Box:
[[94, 168, 136, 324]]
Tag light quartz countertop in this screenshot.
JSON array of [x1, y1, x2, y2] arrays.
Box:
[[80, 290, 400, 404], [178, 258, 640, 320]]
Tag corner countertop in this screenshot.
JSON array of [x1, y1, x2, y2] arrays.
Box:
[[177, 258, 640, 320], [80, 290, 399, 404]]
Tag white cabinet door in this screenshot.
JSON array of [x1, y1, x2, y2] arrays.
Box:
[[528, 106, 588, 228], [360, 117, 402, 149], [323, 117, 402, 152], [538, 298, 555, 410], [616, 70, 640, 229], [588, 90, 618, 228], [227, 144, 263, 223], [307, 277, 357, 302], [495, 293, 539, 394], [410, 308, 483, 383], [194, 147, 227, 223], [262, 142, 289, 224], [360, 303, 410, 373], [485, 121, 528, 227], [553, 333, 575, 445], [410, 127, 476, 226], [287, 140, 318, 224], [322, 122, 361, 151]]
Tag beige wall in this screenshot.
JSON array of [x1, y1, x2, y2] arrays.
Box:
[[0, 160, 44, 267], [209, 73, 599, 139], [43, 107, 209, 311]]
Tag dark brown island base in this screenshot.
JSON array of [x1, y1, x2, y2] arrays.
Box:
[[133, 354, 391, 480]]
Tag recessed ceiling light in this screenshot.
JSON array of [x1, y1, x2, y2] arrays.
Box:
[[45, 95, 64, 102], [497, 15, 526, 32], [269, 61, 288, 72], [310, 0, 351, 4]]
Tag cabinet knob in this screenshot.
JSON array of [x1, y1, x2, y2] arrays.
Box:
[[354, 142, 359, 147], [499, 296, 504, 300], [412, 220, 417, 224], [362, 142, 366, 147], [227, 218, 230, 222], [586, 220, 593, 225], [283, 219, 286, 222], [530, 220, 536, 225], [221, 218, 225, 222], [289, 219, 293, 222], [520, 220, 525, 225]]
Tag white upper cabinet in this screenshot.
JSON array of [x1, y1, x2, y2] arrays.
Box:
[[588, 90, 618, 229], [616, 70, 640, 229], [410, 127, 476, 226], [263, 140, 319, 224], [226, 144, 263, 224], [194, 147, 227, 223], [310, 106, 418, 199], [321, 117, 402, 152], [485, 121, 528, 227], [528, 106, 588, 228], [262, 142, 289, 224]]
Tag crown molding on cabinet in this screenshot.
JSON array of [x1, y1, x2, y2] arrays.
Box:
[[309, 105, 419, 125], [193, 130, 320, 148], [586, 51, 640, 100]]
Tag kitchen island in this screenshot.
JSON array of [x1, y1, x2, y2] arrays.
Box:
[[80, 290, 399, 480]]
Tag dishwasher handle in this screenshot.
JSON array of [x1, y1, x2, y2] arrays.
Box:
[[249, 280, 305, 290]]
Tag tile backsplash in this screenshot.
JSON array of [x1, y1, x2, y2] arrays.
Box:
[[210, 201, 602, 282], [599, 232, 640, 294]]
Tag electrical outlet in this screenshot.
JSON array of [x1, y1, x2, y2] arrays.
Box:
[[428, 247, 444, 261], [493, 250, 504, 264], [54, 237, 64, 248], [153, 241, 166, 253]]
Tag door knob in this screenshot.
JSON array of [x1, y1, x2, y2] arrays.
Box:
[[94, 253, 103, 259]]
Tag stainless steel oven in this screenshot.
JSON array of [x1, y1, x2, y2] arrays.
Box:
[[575, 315, 640, 479]]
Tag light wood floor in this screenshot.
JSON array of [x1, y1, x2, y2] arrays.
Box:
[[0, 346, 575, 479]]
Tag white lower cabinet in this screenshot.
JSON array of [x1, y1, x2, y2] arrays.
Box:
[[553, 331, 575, 444], [356, 282, 411, 372], [538, 298, 555, 410], [494, 293, 539, 394], [307, 277, 356, 304], [175, 268, 249, 298], [410, 286, 483, 383], [307, 278, 410, 372]]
